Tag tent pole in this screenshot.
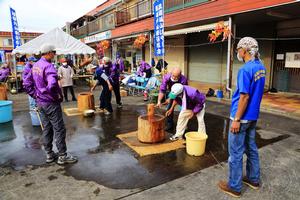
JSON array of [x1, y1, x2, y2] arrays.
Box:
[[13, 54, 18, 92]]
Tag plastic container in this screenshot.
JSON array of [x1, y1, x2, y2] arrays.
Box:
[[185, 132, 208, 156], [28, 96, 37, 110], [216, 90, 224, 99], [0, 100, 13, 123], [29, 111, 41, 126]]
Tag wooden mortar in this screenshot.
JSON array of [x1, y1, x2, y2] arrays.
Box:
[[137, 114, 165, 143], [77, 92, 95, 112]]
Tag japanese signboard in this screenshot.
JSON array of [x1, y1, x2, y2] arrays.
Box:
[[153, 0, 164, 57], [83, 31, 112, 44], [10, 8, 22, 49]]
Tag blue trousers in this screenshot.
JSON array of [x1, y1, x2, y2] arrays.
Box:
[[228, 121, 260, 192], [99, 82, 112, 113]]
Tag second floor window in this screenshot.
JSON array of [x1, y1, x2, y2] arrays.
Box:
[[3, 38, 13, 46]]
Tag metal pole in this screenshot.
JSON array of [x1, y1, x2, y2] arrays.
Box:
[[149, 32, 152, 65], [226, 16, 233, 98], [163, 0, 165, 72], [13, 54, 18, 92]]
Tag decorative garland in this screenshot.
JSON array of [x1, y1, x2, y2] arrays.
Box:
[[100, 40, 110, 50], [96, 40, 110, 57], [133, 34, 148, 49], [208, 21, 231, 43]]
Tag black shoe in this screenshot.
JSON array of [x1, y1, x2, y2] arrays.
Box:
[[72, 98, 77, 101], [46, 152, 58, 163], [65, 100, 69, 102]]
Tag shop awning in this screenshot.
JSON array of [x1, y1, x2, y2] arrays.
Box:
[[164, 21, 229, 37], [113, 32, 150, 41]]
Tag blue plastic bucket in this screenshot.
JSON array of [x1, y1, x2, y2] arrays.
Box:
[[29, 111, 41, 126], [0, 100, 13, 123], [28, 96, 37, 110], [216, 90, 224, 99]]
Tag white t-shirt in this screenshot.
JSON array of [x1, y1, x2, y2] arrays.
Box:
[[58, 65, 74, 87]]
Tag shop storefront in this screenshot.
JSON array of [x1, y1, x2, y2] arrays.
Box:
[[82, 30, 112, 58], [272, 19, 300, 93], [112, 32, 150, 72]]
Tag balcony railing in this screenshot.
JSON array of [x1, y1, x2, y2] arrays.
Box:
[[71, 13, 115, 38], [71, 25, 88, 38], [116, 0, 153, 26], [165, 0, 210, 13], [88, 13, 115, 35]]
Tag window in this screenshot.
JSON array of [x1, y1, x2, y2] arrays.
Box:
[[3, 38, 13, 46], [23, 39, 31, 44]]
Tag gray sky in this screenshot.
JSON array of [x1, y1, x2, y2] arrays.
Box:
[[0, 0, 106, 33]]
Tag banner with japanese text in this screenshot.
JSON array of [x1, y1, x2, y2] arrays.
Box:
[[153, 0, 164, 57], [10, 7, 22, 48]]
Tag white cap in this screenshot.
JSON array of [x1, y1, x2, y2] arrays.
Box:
[[237, 37, 258, 51], [171, 83, 184, 96], [102, 57, 110, 63], [40, 43, 56, 54]]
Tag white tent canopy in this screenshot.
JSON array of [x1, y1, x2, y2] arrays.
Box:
[[12, 27, 95, 55]]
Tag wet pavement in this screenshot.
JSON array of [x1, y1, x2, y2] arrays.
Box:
[[0, 105, 289, 190]]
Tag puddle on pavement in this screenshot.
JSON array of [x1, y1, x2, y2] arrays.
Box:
[[0, 121, 16, 142], [0, 105, 289, 189]]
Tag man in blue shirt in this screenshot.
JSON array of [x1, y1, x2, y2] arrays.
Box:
[[90, 64, 113, 115], [218, 37, 266, 198]]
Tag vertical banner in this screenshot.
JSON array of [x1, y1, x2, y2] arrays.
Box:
[[10, 7, 22, 48], [153, 0, 164, 57]]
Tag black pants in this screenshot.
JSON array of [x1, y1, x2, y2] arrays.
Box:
[[112, 81, 121, 105], [39, 103, 67, 156], [100, 83, 113, 113], [62, 86, 76, 101], [166, 99, 174, 128]]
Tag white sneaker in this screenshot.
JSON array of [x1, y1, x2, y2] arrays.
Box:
[[96, 108, 104, 113], [104, 111, 112, 115], [57, 154, 78, 165], [170, 135, 182, 141]]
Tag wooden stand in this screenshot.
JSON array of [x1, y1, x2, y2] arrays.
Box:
[[77, 92, 95, 112], [137, 114, 165, 143], [0, 84, 7, 100]]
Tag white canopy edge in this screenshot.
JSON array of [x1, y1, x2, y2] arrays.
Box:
[[12, 27, 96, 55], [164, 21, 229, 37]]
